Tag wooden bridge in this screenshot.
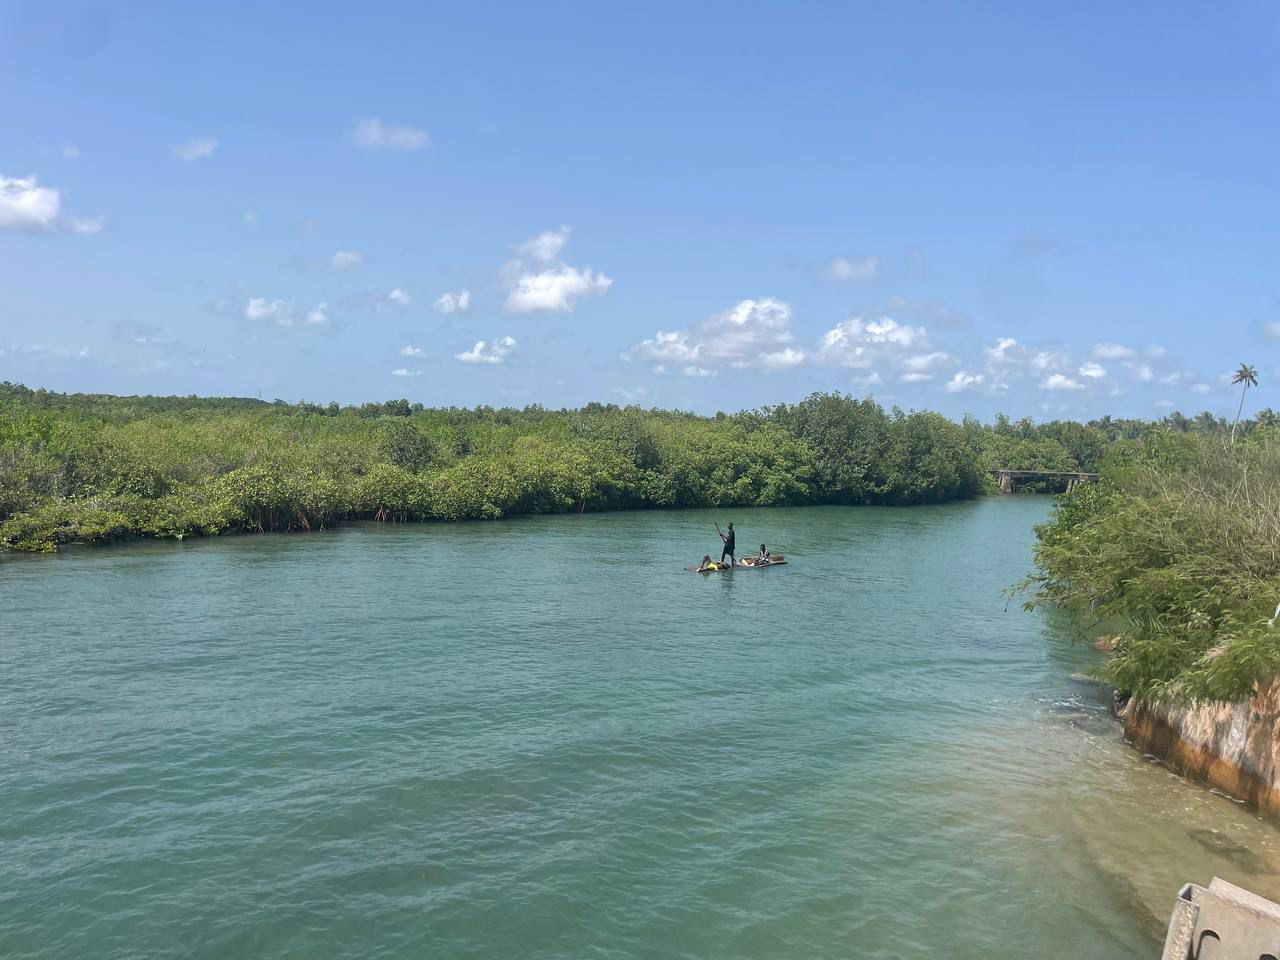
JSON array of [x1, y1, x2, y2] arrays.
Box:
[[991, 469, 1098, 494]]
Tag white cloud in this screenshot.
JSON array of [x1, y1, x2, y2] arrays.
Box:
[[456, 336, 516, 365], [518, 226, 571, 262], [816, 316, 930, 375], [814, 325, 871, 369], [630, 331, 700, 363], [0, 175, 61, 233], [622, 304, 1218, 401], [978, 337, 1076, 392], [506, 265, 612, 313], [630, 305, 952, 381], [331, 250, 362, 270], [1029, 349, 1066, 371], [351, 117, 428, 151], [391, 368, 421, 377], [354, 288, 411, 314], [1266, 321, 1280, 341], [976, 335, 1199, 397], [173, 136, 218, 161], [434, 289, 471, 314], [245, 298, 293, 324], [864, 318, 925, 347], [62, 145, 80, 159], [245, 298, 328, 328], [863, 296, 970, 331], [945, 371, 984, 393], [1091, 343, 1171, 385], [822, 254, 880, 282], [698, 299, 796, 361], [1041, 373, 1085, 391], [503, 227, 613, 314], [759, 348, 806, 370], [899, 351, 952, 375], [70, 217, 103, 235], [630, 298, 798, 373], [0, 342, 82, 359], [986, 337, 1022, 364], [1091, 342, 1136, 360], [613, 386, 649, 403], [399, 345, 426, 357]]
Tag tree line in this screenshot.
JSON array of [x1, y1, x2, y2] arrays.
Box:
[[1, 380, 1272, 552]]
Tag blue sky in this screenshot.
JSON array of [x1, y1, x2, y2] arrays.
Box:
[[2, 1, 1277, 418]]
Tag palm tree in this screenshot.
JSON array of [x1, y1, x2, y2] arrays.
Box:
[[1194, 410, 1219, 434], [1230, 363, 1259, 443], [1089, 414, 1118, 441]]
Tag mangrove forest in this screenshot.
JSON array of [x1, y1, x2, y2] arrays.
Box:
[[1026, 423, 1280, 703], [2, 380, 1275, 556]]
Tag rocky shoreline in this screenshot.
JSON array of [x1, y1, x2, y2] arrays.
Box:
[[1121, 682, 1280, 821]]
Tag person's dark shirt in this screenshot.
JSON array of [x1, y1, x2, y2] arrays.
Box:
[[724, 529, 735, 551]]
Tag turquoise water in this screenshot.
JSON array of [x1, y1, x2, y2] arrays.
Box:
[[4, 499, 1280, 959]]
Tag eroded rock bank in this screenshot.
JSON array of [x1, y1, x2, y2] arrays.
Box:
[[1124, 681, 1280, 820]]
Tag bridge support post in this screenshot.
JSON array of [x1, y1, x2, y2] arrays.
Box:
[[989, 469, 1098, 494]]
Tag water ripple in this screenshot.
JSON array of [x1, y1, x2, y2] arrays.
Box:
[[3, 502, 1279, 959]]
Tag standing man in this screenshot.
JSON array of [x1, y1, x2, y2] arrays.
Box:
[[720, 521, 736, 568]]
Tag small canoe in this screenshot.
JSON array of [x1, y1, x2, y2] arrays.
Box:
[[688, 556, 787, 573]]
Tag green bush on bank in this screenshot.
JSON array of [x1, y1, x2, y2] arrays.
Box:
[[4, 380, 1268, 554], [1025, 429, 1280, 702]]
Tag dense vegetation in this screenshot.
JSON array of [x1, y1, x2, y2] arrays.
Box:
[[1026, 426, 1280, 703], [1, 381, 1270, 555]]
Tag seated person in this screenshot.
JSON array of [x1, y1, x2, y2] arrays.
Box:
[[697, 554, 721, 572], [756, 544, 771, 563]]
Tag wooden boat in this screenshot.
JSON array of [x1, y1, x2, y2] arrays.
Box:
[[687, 555, 787, 573]]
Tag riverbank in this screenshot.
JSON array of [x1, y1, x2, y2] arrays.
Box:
[[2, 385, 1121, 552], [1123, 686, 1280, 821], [1026, 429, 1280, 821]]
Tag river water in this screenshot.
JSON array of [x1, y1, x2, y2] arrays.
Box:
[[3, 498, 1280, 959]]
